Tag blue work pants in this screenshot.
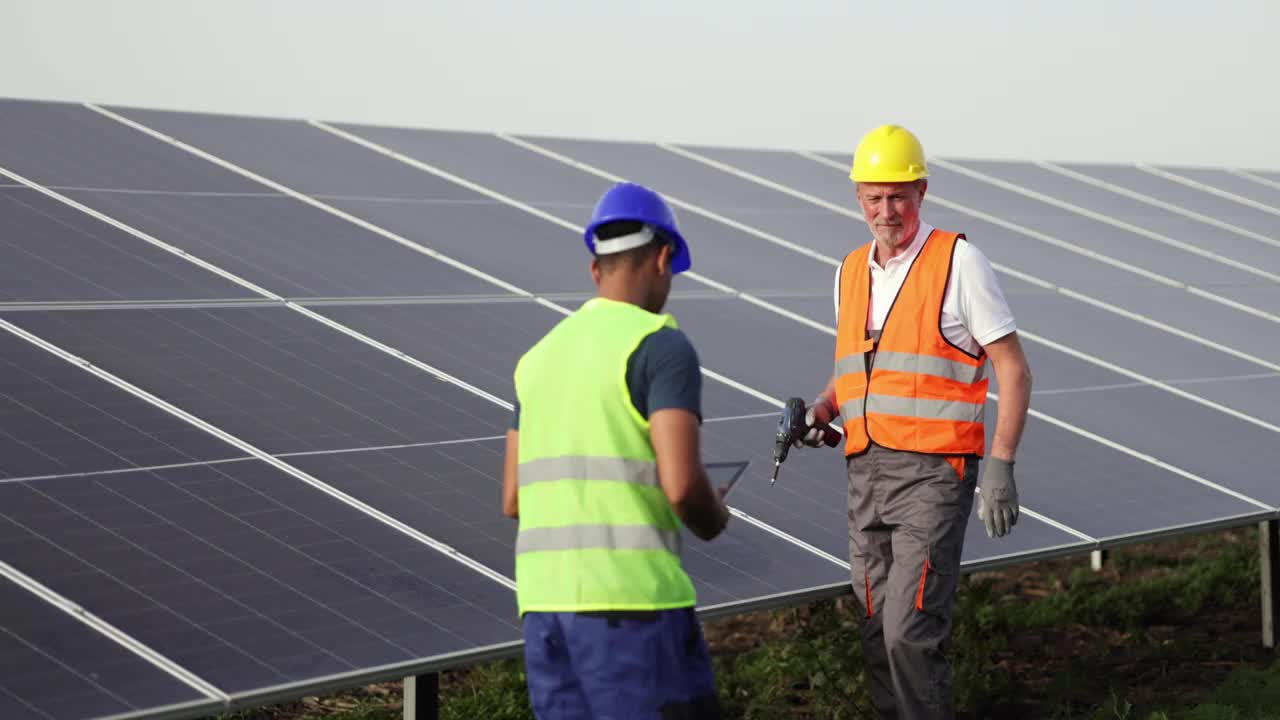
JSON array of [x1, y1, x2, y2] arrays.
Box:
[[522, 607, 721, 719]]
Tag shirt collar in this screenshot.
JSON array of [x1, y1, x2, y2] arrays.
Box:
[[868, 221, 934, 271]]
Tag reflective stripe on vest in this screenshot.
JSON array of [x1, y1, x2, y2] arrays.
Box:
[[516, 524, 681, 555], [518, 456, 659, 488], [837, 350, 986, 384], [868, 394, 985, 424], [838, 395, 983, 424], [840, 398, 864, 421], [833, 230, 989, 456]]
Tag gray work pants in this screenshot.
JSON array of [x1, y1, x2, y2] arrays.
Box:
[[847, 443, 978, 720]]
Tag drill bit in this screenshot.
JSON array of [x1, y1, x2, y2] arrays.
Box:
[[770, 460, 781, 485]]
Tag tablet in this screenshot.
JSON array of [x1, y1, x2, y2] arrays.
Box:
[[706, 460, 751, 498]]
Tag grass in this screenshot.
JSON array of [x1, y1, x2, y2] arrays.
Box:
[[210, 526, 1278, 719]]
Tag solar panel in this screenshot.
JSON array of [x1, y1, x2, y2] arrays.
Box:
[[69, 191, 509, 299], [0, 100, 250, 193], [1059, 162, 1280, 239], [0, 574, 213, 720], [0, 97, 1276, 720], [1147, 166, 1280, 208], [95, 109, 609, 299], [8, 307, 512, 454], [919, 164, 1278, 296], [0, 462, 520, 692], [937, 159, 1280, 277], [0, 332, 243, 480], [0, 188, 254, 303], [1251, 170, 1280, 188]]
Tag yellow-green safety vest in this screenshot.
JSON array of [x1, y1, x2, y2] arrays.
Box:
[[512, 297, 697, 616]]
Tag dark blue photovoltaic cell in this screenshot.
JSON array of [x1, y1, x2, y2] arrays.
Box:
[[312, 301, 560, 403], [1010, 291, 1280, 423], [113, 107, 482, 203], [513, 134, 858, 259], [102, 107, 607, 297], [62, 190, 506, 299], [0, 188, 253, 302], [286, 444, 849, 610], [314, 195, 607, 296], [334, 124, 616, 206], [0, 100, 254, 193], [0, 330, 242, 480], [314, 300, 774, 420], [337, 126, 842, 295], [1011, 331, 1280, 507], [917, 162, 1278, 297], [7, 307, 511, 455], [1059, 163, 1280, 239], [1150, 166, 1280, 208], [664, 296, 834, 397], [105, 109, 833, 296], [0, 576, 210, 720], [0, 102, 503, 300], [526, 136, 835, 218], [941, 159, 1280, 279], [0, 462, 519, 694]]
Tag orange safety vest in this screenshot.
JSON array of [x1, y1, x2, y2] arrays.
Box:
[[833, 229, 989, 457]]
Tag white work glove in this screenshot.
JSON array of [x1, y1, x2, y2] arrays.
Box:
[[976, 457, 1019, 538], [794, 398, 837, 448]]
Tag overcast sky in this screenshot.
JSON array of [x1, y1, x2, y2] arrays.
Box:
[[5, 1, 1278, 170]]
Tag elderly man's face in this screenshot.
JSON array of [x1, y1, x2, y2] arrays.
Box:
[[856, 180, 927, 253]]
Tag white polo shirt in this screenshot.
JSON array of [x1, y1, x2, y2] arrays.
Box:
[[833, 221, 1016, 356]]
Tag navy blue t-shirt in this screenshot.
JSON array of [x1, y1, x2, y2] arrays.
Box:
[[510, 327, 702, 429]]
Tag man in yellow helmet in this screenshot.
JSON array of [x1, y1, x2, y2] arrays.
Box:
[[503, 182, 730, 718], [795, 125, 1033, 719]]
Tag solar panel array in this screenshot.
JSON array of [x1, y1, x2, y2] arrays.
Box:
[[1, 97, 1277, 720]]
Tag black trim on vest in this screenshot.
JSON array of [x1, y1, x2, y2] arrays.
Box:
[[937, 232, 986, 362]]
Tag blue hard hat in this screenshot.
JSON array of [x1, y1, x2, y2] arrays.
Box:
[[584, 182, 690, 274]]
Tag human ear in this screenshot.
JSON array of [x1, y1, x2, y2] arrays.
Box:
[[656, 243, 674, 276]]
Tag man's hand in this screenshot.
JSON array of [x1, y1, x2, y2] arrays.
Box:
[[795, 396, 838, 448], [713, 485, 732, 532], [977, 456, 1018, 538]]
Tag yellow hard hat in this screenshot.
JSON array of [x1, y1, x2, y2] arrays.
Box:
[[849, 124, 929, 183]]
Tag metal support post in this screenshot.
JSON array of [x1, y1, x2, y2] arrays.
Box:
[[404, 673, 439, 720], [1263, 520, 1278, 649]]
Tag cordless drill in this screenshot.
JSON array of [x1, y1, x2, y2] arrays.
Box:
[[771, 397, 839, 484]]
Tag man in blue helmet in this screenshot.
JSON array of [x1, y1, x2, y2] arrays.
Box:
[[503, 182, 730, 718]]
